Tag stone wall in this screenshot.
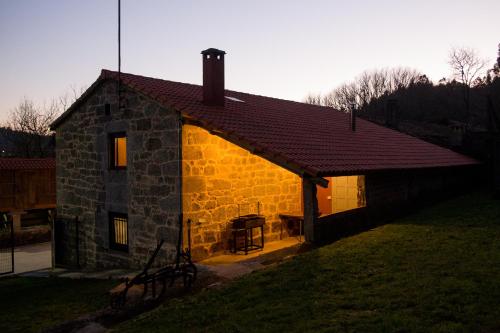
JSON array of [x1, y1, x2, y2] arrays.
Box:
[[55, 80, 180, 270], [182, 125, 302, 259]]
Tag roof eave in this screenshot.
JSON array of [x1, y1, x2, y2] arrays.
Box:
[[316, 161, 482, 177]]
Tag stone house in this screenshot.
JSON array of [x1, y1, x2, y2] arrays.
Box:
[[50, 48, 479, 269]]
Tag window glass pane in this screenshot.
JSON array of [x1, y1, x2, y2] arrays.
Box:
[[113, 216, 128, 245], [114, 137, 127, 167]]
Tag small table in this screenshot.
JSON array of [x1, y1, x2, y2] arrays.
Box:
[[230, 214, 265, 255], [279, 214, 304, 241]]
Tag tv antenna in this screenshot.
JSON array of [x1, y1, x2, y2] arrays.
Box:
[[118, 0, 122, 110]]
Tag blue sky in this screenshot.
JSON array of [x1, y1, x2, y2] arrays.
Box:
[[0, 0, 499, 121]]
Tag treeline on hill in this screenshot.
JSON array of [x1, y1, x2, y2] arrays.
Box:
[[0, 86, 85, 158], [305, 45, 500, 162], [0, 127, 54, 158]]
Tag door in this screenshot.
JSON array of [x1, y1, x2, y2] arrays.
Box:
[[316, 177, 332, 216]]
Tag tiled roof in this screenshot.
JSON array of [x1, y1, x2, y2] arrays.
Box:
[[0, 158, 55, 170], [52, 69, 480, 177]]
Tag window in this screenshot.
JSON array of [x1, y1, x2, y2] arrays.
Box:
[[104, 103, 111, 116], [109, 212, 128, 251], [316, 175, 366, 216], [109, 132, 127, 169]]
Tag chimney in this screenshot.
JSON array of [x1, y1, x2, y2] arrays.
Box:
[[350, 103, 356, 131], [201, 48, 226, 106]]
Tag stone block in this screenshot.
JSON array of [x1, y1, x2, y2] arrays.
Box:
[[208, 179, 232, 191], [266, 184, 280, 195], [183, 176, 206, 193], [147, 164, 161, 176], [136, 118, 151, 131], [204, 200, 216, 210], [183, 147, 203, 160], [146, 138, 162, 151], [204, 165, 215, 175], [253, 185, 266, 196], [159, 195, 178, 212]]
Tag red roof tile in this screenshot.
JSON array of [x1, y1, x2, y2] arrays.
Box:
[[52, 70, 480, 177], [0, 158, 55, 170]]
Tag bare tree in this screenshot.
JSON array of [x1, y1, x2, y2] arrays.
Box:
[[304, 67, 422, 112], [7, 99, 58, 136], [448, 47, 488, 124], [322, 82, 358, 112], [303, 93, 323, 106], [1, 85, 86, 157], [449, 47, 488, 87], [58, 84, 86, 111], [2, 98, 58, 157]]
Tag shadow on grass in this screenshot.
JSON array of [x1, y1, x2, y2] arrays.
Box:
[[0, 277, 117, 333], [394, 190, 500, 228], [116, 188, 500, 332], [317, 189, 500, 248]]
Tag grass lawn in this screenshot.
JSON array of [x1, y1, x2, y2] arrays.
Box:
[[117, 191, 500, 333], [0, 277, 116, 333]]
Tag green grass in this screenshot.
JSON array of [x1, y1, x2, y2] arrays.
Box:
[[0, 277, 116, 333], [117, 191, 500, 333]]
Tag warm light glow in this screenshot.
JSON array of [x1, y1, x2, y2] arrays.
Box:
[[113, 216, 128, 246], [182, 124, 303, 258], [115, 137, 127, 167], [331, 175, 366, 213], [317, 175, 366, 216]]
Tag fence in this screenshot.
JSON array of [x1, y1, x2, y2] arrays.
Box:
[[0, 219, 14, 275]]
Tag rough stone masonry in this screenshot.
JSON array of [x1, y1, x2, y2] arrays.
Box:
[[182, 125, 302, 259], [56, 80, 181, 269], [55, 79, 303, 268]]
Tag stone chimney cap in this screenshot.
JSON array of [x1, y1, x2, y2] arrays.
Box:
[[201, 48, 226, 56]]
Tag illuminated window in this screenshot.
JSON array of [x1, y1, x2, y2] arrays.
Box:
[[109, 212, 128, 251], [109, 133, 127, 169]]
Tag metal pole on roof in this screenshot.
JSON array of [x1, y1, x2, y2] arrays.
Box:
[[118, 0, 121, 110], [118, 0, 121, 75], [350, 102, 356, 132]]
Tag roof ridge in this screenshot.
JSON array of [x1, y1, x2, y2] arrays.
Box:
[[101, 69, 202, 89], [101, 69, 341, 114]]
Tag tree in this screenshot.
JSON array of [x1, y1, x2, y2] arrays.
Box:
[[2, 98, 58, 157], [489, 43, 500, 80], [448, 47, 488, 125], [304, 67, 423, 112], [303, 93, 323, 106], [496, 43, 500, 72], [58, 85, 86, 111], [1, 85, 86, 157]]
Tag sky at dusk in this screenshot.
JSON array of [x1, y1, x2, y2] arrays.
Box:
[[0, 0, 499, 122]]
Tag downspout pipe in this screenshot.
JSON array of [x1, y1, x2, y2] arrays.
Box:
[[176, 114, 183, 267]]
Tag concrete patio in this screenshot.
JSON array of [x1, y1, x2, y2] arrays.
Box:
[[2, 241, 52, 277], [19, 237, 308, 282], [198, 237, 307, 280]]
